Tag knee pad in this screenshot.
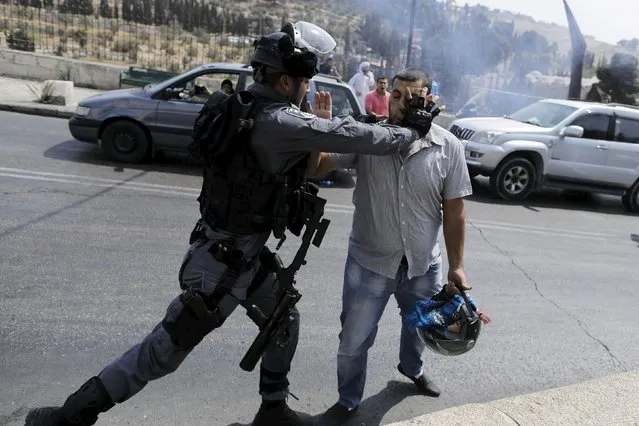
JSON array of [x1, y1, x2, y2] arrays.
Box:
[[162, 289, 224, 350]]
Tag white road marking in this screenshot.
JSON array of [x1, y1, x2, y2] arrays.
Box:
[[0, 166, 631, 243], [0, 168, 354, 214], [469, 219, 609, 238]]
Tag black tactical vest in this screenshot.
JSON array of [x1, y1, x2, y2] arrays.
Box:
[[191, 90, 309, 240]]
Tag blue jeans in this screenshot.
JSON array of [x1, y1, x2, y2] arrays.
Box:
[[336, 253, 443, 409]]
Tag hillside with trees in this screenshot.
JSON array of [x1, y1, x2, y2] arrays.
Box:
[[2, 0, 637, 106]]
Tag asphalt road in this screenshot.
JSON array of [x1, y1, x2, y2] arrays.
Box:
[[1, 111, 637, 426]]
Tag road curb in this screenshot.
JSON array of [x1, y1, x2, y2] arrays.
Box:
[[386, 370, 639, 425], [0, 103, 73, 119]]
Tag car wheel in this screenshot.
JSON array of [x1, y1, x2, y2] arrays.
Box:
[[622, 180, 639, 213], [489, 157, 536, 201], [101, 120, 150, 164]]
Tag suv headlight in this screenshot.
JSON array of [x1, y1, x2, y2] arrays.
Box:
[[472, 131, 504, 144], [75, 105, 91, 117]]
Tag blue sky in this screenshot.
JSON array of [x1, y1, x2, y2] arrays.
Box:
[[469, 0, 638, 45]]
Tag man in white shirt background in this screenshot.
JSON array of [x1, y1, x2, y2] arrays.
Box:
[[349, 61, 375, 110]]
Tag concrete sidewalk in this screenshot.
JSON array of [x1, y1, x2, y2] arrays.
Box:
[[388, 370, 639, 426], [0, 76, 103, 118]]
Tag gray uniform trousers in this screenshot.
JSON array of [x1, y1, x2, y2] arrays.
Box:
[[96, 236, 299, 404]]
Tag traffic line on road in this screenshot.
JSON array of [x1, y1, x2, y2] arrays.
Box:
[[0, 168, 356, 215], [0, 171, 200, 197], [469, 221, 617, 242], [0, 166, 629, 242], [0, 167, 201, 193], [469, 219, 610, 238]]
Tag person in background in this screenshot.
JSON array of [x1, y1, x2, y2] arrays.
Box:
[[348, 61, 375, 110], [430, 72, 440, 97], [221, 78, 235, 94], [364, 76, 390, 122], [319, 55, 342, 79]]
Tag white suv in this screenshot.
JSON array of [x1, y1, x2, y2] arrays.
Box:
[[450, 99, 639, 213]]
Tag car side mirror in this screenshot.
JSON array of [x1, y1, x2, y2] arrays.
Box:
[[560, 125, 584, 138]]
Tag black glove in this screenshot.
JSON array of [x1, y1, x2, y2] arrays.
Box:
[[356, 114, 377, 124], [402, 97, 441, 138], [425, 100, 442, 119]]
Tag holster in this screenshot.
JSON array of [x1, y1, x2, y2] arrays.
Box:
[[246, 247, 283, 299], [207, 240, 246, 305]]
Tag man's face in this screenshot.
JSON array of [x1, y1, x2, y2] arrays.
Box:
[[376, 79, 388, 92], [388, 78, 428, 124], [294, 78, 311, 106]]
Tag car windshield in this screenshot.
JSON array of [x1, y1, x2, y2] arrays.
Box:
[[312, 81, 357, 117], [506, 101, 578, 128], [144, 69, 202, 93]]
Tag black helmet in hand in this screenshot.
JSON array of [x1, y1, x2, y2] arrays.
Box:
[[251, 21, 337, 82], [417, 286, 482, 356]]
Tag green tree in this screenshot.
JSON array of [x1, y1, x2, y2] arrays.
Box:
[[154, 0, 167, 26], [99, 0, 112, 19]]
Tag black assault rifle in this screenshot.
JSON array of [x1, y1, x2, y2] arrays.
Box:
[[239, 190, 330, 372]]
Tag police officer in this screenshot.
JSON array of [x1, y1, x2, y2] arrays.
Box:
[[25, 21, 434, 426]]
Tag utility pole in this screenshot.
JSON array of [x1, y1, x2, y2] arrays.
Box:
[[406, 0, 417, 68]]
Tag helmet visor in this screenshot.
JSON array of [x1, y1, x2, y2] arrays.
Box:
[[293, 21, 337, 55]]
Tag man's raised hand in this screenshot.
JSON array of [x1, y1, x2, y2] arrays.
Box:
[[312, 91, 332, 120]]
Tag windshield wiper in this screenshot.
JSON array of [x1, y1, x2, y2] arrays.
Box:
[[523, 120, 541, 126]]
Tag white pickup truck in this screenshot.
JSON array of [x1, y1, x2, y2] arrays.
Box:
[[449, 99, 639, 213]]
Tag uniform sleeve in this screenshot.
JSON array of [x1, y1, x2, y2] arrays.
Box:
[[261, 105, 416, 156], [328, 153, 357, 169], [443, 135, 473, 200]]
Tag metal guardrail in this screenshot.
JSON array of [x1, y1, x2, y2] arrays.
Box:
[[1, 0, 269, 73]]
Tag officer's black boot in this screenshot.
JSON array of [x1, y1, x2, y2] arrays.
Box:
[[25, 376, 115, 426], [251, 399, 305, 426]]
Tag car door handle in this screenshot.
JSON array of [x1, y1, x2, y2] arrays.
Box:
[[596, 144, 608, 150]]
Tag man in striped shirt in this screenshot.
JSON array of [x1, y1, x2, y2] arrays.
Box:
[[310, 68, 473, 423]]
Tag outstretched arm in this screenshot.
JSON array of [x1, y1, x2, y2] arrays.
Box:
[[259, 91, 420, 156]]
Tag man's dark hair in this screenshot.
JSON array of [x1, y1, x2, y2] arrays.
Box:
[[377, 76, 388, 83], [392, 68, 432, 92]]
